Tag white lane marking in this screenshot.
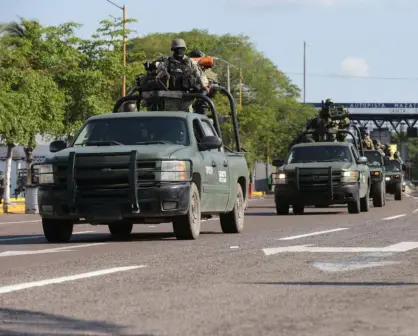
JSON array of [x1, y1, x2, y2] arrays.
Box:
[[0, 242, 106, 257], [413, 209, 418, 214], [277, 228, 349, 241], [0, 265, 146, 294], [0, 231, 96, 242], [0, 220, 41, 225], [230, 246, 239, 249], [263, 242, 418, 255], [202, 218, 218, 222], [313, 260, 401, 273], [382, 214, 406, 221]]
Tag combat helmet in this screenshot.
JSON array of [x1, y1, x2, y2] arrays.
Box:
[[121, 101, 138, 112], [171, 38, 187, 51], [189, 49, 205, 58], [325, 98, 334, 106]]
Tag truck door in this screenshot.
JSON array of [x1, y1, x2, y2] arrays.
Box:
[[199, 119, 230, 212], [351, 146, 367, 196], [192, 118, 218, 212]]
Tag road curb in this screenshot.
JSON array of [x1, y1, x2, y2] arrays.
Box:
[[0, 203, 26, 214]]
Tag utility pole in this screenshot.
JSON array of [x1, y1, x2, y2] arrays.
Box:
[[226, 63, 231, 93], [303, 41, 306, 104], [122, 4, 126, 97], [239, 67, 243, 110]]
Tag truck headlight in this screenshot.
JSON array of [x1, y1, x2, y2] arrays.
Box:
[[160, 160, 191, 181], [273, 173, 287, 184], [39, 164, 54, 184], [385, 176, 390, 181], [341, 171, 359, 183]]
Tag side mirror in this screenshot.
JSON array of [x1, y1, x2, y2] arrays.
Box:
[[49, 140, 67, 153], [357, 156, 368, 164], [198, 136, 222, 151], [272, 159, 284, 167]]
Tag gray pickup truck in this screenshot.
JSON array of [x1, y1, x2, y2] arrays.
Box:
[[36, 89, 249, 243], [272, 126, 370, 214], [384, 158, 405, 201], [363, 150, 386, 207]]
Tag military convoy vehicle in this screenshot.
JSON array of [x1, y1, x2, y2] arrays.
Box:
[[363, 150, 386, 207], [272, 126, 371, 215], [35, 78, 249, 243], [384, 158, 405, 201]]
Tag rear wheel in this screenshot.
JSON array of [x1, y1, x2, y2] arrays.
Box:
[[220, 183, 245, 233], [172, 182, 201, 240], [292, 204, 304, 215], [360, 186, 370, 212], [395, 182, 403, 201], [42, 218, 73, 243]]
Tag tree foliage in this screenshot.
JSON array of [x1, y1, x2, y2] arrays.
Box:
[[0, 17, 315, 169]]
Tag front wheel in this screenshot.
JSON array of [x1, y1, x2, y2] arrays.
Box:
[[108, 221, 133, 239], [172, 182, 201, 240], [220, 183, 245, 234], [372, 182, 384, 207], [360, 186, 370, 212], [347, 193, 361, 214], [276, 201, 289, 215], [42, 218, 73, 243], [395, 182, 403, 201]]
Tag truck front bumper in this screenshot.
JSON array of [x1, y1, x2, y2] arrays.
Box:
[[38, 183, 190, 222], [274, 182, 360, 206], [385, 177, 401, 193]]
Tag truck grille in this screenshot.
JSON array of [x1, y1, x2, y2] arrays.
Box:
[[54, 154, 158, 190], [291, 168, 342, 192]]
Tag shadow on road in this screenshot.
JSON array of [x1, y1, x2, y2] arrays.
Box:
[[0, 307, 155, 336], [245, 281, 418, 287]]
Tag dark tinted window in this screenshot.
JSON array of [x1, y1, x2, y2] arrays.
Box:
[[364, 151, 383, 166], [73, 117, 189, 146], [385, 159, 401, 172], [287, 146, 353, 164]]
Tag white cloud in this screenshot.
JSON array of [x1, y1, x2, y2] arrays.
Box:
[[340, 57, 370, 77]]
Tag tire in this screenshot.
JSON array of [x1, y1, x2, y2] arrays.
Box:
[[360, 186, 370, 212], [108, 221, 133, 239], [220, 183, 245, 234], [42, 218, 73, 243], [172, 182, 201, 240], [395, 182, 403, 201], [276, 201, 289, 215], [292, 204, 304, 215], [347, 192, 361, 214], [372, 182, 384, 207]]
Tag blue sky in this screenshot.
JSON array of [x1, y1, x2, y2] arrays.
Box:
[[2, 0, 418, 104]]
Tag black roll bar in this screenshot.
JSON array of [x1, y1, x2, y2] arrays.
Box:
[[112, 86, 243, 152]]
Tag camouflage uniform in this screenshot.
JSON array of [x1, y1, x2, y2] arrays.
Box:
[[156, 39, 208, 112], [361, 131, 374, 150], [373, 140, 385, 156]]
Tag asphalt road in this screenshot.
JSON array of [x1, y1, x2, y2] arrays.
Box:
[[1, 193, 418, 336]]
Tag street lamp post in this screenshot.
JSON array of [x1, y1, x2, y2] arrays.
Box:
[[105, 0, 127, 97]]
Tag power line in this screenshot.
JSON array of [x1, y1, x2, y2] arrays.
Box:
[[284, 72, 418, 81]]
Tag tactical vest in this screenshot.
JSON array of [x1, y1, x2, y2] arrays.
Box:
[[166, 57, 198, 91]]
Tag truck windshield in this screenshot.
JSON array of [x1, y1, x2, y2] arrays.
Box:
[[72, 117, 190, 147], [364, 151, 382, 167], [286, 146, 353, 164], [385, 160, 401, 172]]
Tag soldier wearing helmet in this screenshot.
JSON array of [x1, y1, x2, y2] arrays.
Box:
[[155, 38, 208, 112], [361, 130, 374, 150], [121, 101, 138, 112]]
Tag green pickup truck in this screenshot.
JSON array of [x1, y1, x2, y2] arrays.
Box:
[[363, 150, 386, 207], [36, 89, 249, 243], [384, 158, 405, 201], [272, 126, 370, 214]]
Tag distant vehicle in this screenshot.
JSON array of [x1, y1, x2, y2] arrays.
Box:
[[384, 159, 405, 201], [272, 126, 370, 215], [363, 150, 386, 207]]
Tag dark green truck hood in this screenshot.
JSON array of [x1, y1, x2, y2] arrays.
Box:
[[281, 162, 355, 171], [45, 145, 192, 162]]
